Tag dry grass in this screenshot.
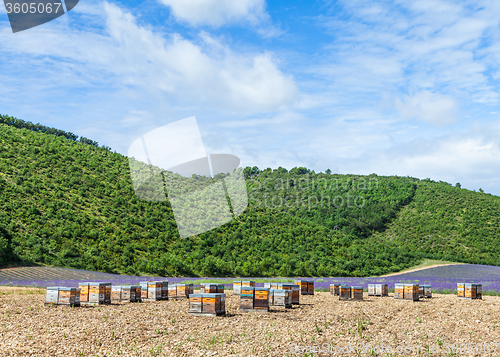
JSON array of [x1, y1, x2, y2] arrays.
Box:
[[1, 286, 499, 356]]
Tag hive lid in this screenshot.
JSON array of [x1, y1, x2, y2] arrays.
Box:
[[351, 286, 363, 289]]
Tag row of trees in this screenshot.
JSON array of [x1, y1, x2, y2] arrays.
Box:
[[1, 120, 499, 275], [0, 114, 106, 149]]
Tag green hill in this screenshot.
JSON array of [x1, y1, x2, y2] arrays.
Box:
[[0, 115, 499, 277]]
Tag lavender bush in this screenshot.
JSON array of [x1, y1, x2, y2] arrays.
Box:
[[2, 264, 500, 293]]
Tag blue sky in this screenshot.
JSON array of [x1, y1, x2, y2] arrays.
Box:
[[1, 0, 500, 195]]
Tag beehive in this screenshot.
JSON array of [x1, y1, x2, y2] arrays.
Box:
[[457, 283, 465, 298], [419, 285, 432, 298], [168, 284, 177, 298], [140, 281, 150, 300], [423, 285, 432, 298], [146, 281, 162, 301], [239, 286, 255, 312], [462, 283, 482, 299], [46, 287, 60, 304], [78, 283, 89, 302], [476, 284, 482, 299], [274, 283, 300, 304], [233, 281, 242, 295], [394, 283, 404, 299], [58, 287, 77, 305], [105, 283, 111, 304], [75, 288, 81, 306], [330, 284, 341, 295], [189, 293, 203, 314], [176, 284, 193, 298], [201, 283, 218, 294], [216, 284, 224, 294], [294, 280, 309, 295], [133, 286, 142, 302], [84, 282, 107, 306], [368, 283, 388, 297], [161, 281, 169, 300], [269, 289, 292, 308], [202, 294, 217, 314], [189, 293, 226, 316], [111, 286, 122, 303], [253, 287, 270, 312], [121, 286, 135, 302], [307, 281, 314, 295], [264, 283, 271, 289], [217, 292, 226, 312], [339, 285, 351, 300], [404, 284, 419, 301], [351, 286, 363, 300]]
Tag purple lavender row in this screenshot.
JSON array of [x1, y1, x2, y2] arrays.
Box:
[[2, 264, 500, 293]]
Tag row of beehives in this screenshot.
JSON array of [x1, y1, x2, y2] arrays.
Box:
[[189, 287, 298, 316], [329, 283, 432, 301], [457, 283, 482, 299], [232, 280, 314, 295], [45, 281, 196, 306], [188, 281, 312, 316]]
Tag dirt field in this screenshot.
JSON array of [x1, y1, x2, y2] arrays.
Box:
[[1, 287, 499, 356]]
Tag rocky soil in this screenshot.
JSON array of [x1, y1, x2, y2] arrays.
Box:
[[1, 286, 499, 356]]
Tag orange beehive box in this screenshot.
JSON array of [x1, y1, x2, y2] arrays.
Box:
[[461, 283, 482, 299], [254, 288, 270, 311], [58, 287, 76, 305], [201, 284, 218, 294], [394, 284, 404, 299], [78, 283, 89, 302], [294, 280, 309, 295], [176, 284, 193, 298], [147, 282, 162, 301], [351, 286, 363, 300], [404, 284, 419, 301], [330, 284, 341, 295], [339, 285, 351, 300]]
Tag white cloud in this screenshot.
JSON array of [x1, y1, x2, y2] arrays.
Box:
[[0, 2, 298, 117], [312, 0, 500, 118], [329, 122, 500, 195], [159, 0, 268, 27], [395, 91, 457, 125]]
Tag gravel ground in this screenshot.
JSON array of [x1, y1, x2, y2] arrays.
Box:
[[1, 286, 499, 356]]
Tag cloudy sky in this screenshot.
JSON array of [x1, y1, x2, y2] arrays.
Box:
[[1, 0, 500, 195]]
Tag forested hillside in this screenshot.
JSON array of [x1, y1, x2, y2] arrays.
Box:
[[0, 116, 499, 277]]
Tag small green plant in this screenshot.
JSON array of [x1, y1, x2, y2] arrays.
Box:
[[315, 324, 323, 334]]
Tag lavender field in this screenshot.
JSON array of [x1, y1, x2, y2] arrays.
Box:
[[2, 264, 500, 294]]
